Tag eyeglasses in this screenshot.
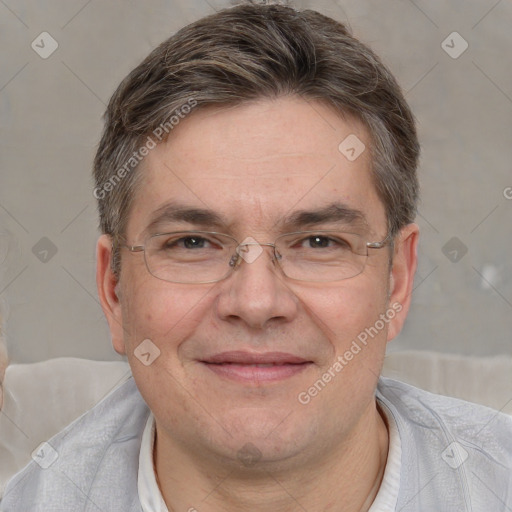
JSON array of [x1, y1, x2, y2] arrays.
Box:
[[120, 230, 392, 284]]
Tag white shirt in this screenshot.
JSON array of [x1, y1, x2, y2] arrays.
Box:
[[138, 400, 402, 512], [4, 377, 512, 510], [138, 414, 168, 512]]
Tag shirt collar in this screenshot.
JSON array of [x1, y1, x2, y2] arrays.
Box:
[[368, 397, 402, 511], [138, 402, 401, 512], [138, 413, 169, 512]]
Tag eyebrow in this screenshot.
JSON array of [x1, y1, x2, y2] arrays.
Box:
[[280, 203, 368, 231], [144, 202, 227, 235], [143, 200, 368, 235]]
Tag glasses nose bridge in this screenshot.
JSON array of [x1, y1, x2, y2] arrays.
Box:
[[249, 241, 276, 249], [246, 240, 278, 255], [230, 240, 280, 270], [237, 240, 277, 252]]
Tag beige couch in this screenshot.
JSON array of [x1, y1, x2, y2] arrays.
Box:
[[1, 352, 511, 497]]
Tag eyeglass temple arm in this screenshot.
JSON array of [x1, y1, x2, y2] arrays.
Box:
[[115, 242, 145, 253], [366, 233, 394, 249]]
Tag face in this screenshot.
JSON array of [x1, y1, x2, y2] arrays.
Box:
[[97, 96, 418, 469]]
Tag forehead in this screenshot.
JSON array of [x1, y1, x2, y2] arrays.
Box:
[[127, 96, 386, 238]]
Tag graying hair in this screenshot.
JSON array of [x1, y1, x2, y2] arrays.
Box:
[[93, 1, 419, 276]]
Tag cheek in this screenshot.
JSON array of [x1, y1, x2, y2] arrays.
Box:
[[298, 276, 389, 349], [120, 279, 212, 408], [120, 274, 214, 353]]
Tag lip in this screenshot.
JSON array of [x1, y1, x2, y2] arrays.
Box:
[[203, 351, 310, 365], [200, 351, 313, 383]]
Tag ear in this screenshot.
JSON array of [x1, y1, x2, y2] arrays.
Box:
[[386, 223, 419, 342], [96, 234, 126, 355]]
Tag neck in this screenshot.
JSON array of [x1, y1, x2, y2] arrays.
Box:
[[154, 401, 389, 512]]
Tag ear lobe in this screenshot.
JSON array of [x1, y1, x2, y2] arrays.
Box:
[[96, 234, 126, 355], [386, 223, 419, 342]]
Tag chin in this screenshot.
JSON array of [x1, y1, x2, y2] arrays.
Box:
[[210, 407, 317, 464]]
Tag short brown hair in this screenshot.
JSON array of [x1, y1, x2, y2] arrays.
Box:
[[93, 1, 419, 276]]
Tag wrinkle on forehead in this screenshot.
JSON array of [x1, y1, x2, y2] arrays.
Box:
[[127, 97, 386, 241]]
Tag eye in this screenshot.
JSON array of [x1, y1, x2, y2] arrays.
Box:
[[157, 234, 219, 251], [304, 235, 332, 249], [174, 236, 211, 249], [298, 235, 351, 250]]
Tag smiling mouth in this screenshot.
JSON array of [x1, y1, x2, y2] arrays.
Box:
[[216, 363, 289, 367], [200, 352, 313, 383]]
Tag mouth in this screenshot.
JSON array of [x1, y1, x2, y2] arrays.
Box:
[[200, 351, 313, 383]]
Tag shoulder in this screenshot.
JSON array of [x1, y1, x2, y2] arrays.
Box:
[[377, 377, 512, 510], [377, 376, 512, 443], [1, 377, 148, 512]]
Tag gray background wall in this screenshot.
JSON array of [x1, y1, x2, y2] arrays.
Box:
[[1, 0, 511, 364]]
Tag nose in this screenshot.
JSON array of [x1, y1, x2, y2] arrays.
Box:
[[215, 243, 299, 330]]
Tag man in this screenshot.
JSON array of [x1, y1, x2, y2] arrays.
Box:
[[2, 2, 511, 511]]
